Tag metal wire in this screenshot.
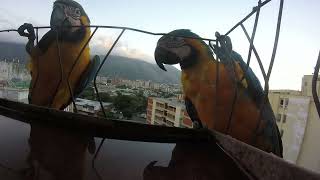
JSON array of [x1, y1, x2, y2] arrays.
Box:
[[67, 26, 99, 92], [207, 0, 283, 144], [92, 138, 106, 180], [93, 29, 125, 117], [27, 29, 40, 106], [0, 25, 215, 180], [0, 0, 283, 177], [91, 29, 125, 180], [36, 28, 39, 44], [0, 29, 17, 33], [0, 0, 278, 136], [252, 0, 284, 141], [209, 40, 220, 126], [211, 33, 239, 133], [240, 24, 267, 79], [29, 25, 217, 42], [53, 29, 78, 112], [224, 0, 271, 36], [240, 0, 261, 83]]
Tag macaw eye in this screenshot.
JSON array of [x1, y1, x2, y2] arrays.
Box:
[[65, 6, 81, 20], [75, 8, 81, 16], [172, 36, 184, 42]]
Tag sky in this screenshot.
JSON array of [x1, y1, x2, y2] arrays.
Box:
[[0, 0, 319, 90]]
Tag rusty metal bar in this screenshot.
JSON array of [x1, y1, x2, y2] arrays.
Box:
[[0, 98, 211, 143], [312, 51, 320, 118], [214, 130, 320, 180]]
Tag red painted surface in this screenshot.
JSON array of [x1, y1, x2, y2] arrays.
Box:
[[183, 118, 193, 127]]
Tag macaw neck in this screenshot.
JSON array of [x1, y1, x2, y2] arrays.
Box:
[[181, 52, 215, 103], [181, 52, 214, 76]]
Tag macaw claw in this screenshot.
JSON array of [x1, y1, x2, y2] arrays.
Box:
[[18, 23, 36, 41]]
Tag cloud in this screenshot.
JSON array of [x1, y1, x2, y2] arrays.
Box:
[[90, 33, 154, 64], [0, 8, 155, 64], [0, 7, 42, 43]]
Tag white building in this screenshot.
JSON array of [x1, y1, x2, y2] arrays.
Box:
[[146, 97, 193, 128], [268, 75, 320, 172], [0, 59, 30, 81], [0, 87, 29, 103], [74, 98, 112, 116]]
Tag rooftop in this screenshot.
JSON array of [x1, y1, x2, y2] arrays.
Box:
[[75, 98, 112, 109], [269, 89, 302, 96], [152, 97, 185, 108]]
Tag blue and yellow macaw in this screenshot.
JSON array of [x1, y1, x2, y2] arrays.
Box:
[[17, 0, 99, 178], [18, 0, 100, 110], [154, 29, 283, 157]]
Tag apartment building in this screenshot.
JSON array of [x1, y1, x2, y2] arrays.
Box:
[[146, 97, 193, 128], [74, 98, 112, 116], [268, 75, 320, 172], [0, 59, 30, 81], [0, 87, 28, 103]]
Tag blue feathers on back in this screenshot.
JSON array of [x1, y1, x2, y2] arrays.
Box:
[[231, 51, 264, 105]]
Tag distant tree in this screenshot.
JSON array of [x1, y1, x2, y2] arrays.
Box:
[[112, 92, 147, 119], [134, 90, 147, 113], [116, 91, 122, 96], [163, 92, 175, 98], [99, 92, 113, 102], [116, 85, 128, 89], [113, 95, 136, 118], [97, 109, 117, 119], [79, 85, 95, 100]]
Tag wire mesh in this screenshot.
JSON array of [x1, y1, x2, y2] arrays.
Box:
[[0, 0, 284, 179]]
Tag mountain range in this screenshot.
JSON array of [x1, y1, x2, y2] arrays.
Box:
[[0, 41, 181, 84]]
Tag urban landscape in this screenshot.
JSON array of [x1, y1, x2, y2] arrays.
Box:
[[0, 0, 319, 179], [1, 58, 320, 173]]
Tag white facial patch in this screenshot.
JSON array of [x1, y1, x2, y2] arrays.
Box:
[[171, 45, 191, 59], [64, 6, 81, 20]]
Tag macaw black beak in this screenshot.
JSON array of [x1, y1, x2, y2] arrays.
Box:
[[50, 5, 78, 32], [51, 6, 68, 29], [154, 46, 181, 71]]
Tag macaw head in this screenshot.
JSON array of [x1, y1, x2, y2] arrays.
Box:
[[154, 29, 212, 71], [51, 0, 90, 32]]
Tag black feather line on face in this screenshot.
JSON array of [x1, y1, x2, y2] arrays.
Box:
[[179, 45, 199, 70]]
